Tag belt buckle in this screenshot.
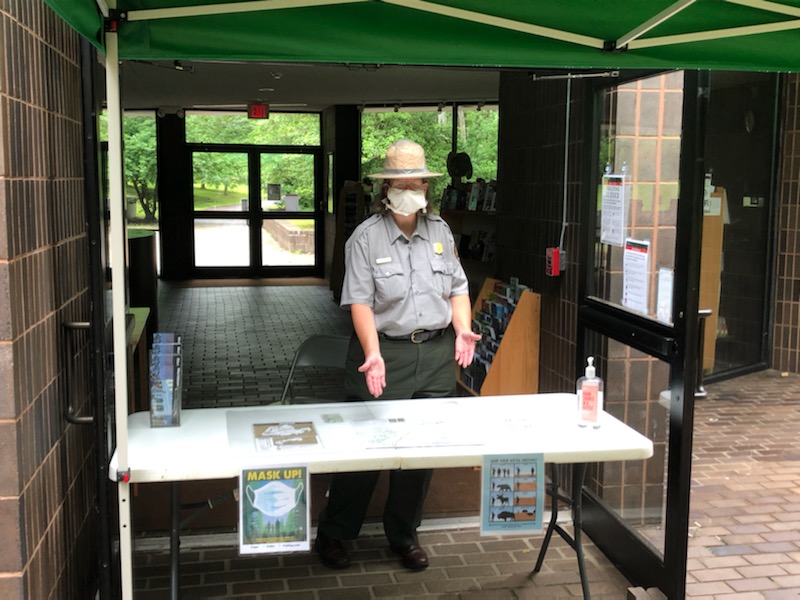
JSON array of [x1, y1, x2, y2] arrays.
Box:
[[410, 329, 426, 344]]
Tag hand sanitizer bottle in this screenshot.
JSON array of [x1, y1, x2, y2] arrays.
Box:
[[577, 356, 603, 428]]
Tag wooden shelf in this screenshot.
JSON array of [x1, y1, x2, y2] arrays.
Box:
[[459, 277, 541, 396]]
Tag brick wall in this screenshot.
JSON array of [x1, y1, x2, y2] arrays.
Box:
[[773, 74, 800, 372], [0, 2, 96, 598], [496, 72, 584, 394]]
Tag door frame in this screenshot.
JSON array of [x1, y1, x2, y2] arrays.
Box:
[[576, 70, 707, 598], [187, 142, 324, 278]]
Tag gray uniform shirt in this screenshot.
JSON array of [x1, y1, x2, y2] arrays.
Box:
[[341, 212, 469, 337]]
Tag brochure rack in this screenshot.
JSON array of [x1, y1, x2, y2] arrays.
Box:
[[440, 179, 497, 297], [441, 209, 496, 297], [458, 277, 540, 396]]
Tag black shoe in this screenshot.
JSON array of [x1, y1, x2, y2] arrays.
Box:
[[389, 543, 429, 571], [315, 533, 351, 569]]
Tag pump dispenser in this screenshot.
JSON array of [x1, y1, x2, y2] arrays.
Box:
[[577, 356, 603, 428]]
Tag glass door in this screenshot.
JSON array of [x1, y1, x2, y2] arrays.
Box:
[[190, 146, 322, 276], [192, 151, 251, 268], [578, 70, 705, 597], [259, 152, 319, 268]]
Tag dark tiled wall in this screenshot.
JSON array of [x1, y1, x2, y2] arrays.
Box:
[[0, 3, 96, 599], [496, 72, 583, 393], [773, 74, 800, 372]]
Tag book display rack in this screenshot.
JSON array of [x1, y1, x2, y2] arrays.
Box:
[[440, 180, 497, 296], [458, 277, 540, 396]]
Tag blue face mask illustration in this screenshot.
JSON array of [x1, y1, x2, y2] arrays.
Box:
[[246, 480, 304, 518]]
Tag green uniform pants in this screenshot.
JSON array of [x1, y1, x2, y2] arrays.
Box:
[[317, 329, 456, 547]]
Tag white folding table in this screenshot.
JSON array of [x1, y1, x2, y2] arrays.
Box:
[[110, 393, 653, 599]]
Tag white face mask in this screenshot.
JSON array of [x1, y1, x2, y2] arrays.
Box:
[[245, 480, 304, 518], [385, 187, 427, 216]]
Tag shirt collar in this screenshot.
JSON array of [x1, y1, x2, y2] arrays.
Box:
[[383, 213, 429, 243]]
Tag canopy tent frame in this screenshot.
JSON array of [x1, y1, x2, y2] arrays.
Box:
[[125, 0, 369, 22], [89, 0, 800, 60], [615, 0, 697, 48]]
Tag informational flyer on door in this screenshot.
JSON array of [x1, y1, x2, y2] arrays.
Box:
[[600, 174, 628, 247], [623, 238, 651, 315], [480, 454, 544, 535], [656, 267, 674, 324], [239, 465, 310, 554]]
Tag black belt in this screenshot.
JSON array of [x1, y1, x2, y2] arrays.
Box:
[[379, 328, 446, 344]]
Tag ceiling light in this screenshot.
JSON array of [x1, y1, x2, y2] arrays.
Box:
[[172, 60, 194, 73], [258, 87, 275, 92]]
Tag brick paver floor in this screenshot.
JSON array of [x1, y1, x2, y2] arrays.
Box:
[[687, 369, 800, 599], [133, 525, 632, 599]]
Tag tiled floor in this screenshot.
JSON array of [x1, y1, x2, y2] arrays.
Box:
[[158, 281, 352, 408], [138, 282, 800, 599]]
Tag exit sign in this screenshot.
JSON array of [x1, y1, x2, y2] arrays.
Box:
[[247, 103, 269, 119]]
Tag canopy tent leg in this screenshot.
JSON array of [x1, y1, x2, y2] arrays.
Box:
[[104, 9, 134, 599]]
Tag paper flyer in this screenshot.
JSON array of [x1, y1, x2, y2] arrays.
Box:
[[239, 466, 310, 554], [480, 454, 544, 535], [656, 267, 674, 324], [253, 422, 321, 452], [622, 238, 651, 315], [600, 174, 628, 247]]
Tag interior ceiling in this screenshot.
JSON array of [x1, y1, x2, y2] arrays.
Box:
[[120, 60, 501, 112]]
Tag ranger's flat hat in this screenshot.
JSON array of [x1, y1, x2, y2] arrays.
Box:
[[368, 139, 442, 179]]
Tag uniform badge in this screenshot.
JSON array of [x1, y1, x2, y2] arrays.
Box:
[[433, 242, 443, 255]]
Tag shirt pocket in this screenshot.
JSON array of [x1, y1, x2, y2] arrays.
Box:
[[372, 262, 406, 303], [430, 256, 454, 297]]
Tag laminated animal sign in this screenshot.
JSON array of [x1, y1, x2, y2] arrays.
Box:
[[480, 454, 544, 535]]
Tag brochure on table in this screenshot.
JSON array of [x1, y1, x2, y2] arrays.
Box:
[[225, 400, 488, 456]]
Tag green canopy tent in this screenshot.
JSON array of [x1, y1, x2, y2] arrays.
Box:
[[43, 0, 800, 70], [42, 2, 800, 599]]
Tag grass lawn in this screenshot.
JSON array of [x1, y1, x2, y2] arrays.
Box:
[[127, 185, 315, 230], [192, 184, 247, 210], [192, 185, 315, 229]]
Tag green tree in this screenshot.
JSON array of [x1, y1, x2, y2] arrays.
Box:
[[193, 152, 247, 197], [124, 115, 158, 221], [187, 113, 321, 208], [261, 154, 315, 211], [361, 108, 499, 209], [458, 109, 499, 180], [187, 115, 252, 195], [361, 111, 453, 204], [99, 112, 159, 222]]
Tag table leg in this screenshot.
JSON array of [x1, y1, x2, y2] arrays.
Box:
[[170, 482, 181, 600], [531, 463, 591, 600], [571, 463, 590, 600], [533, 463, 560, 573]]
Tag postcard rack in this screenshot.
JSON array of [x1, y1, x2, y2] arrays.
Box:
[[458, 277, 540, 396]]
